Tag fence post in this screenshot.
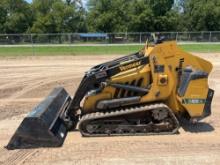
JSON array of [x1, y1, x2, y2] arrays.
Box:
[[30, 34, 35, 56], [69, 33, 71, 44], [139, 32, 142, 44], [201, 31, 203, 41], [176, 32, 178, 42], [188, 32, 190, 41], [209, 31, 212, 42]]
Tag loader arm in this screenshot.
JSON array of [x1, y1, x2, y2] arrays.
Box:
[[69, 53, 149, 115]]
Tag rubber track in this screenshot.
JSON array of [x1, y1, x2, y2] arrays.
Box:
[[79, 103, 180, 137]]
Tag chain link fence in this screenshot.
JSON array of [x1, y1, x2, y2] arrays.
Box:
[[0, 32, 220, 45]]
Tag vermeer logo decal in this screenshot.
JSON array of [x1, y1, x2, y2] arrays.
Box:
[[119, 61, 141, 71]]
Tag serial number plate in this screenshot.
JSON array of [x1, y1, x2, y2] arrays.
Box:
[[182, 98, 206, 104]]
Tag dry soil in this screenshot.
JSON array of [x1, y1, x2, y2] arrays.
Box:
[[0, 54, 220, 165]]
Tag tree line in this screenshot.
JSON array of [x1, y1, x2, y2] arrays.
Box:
[[0, 0, 220, 34]]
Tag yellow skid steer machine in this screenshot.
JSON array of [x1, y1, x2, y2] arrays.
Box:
[[6, 41, 214, 149]]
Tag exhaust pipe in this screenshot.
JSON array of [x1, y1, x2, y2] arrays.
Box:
[[6, 87, 72, 150]]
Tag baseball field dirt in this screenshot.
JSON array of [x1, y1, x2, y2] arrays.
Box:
[[0, 53, 219, 165]]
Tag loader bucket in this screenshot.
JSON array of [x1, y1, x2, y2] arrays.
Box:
[[6, 87, 72, 150]]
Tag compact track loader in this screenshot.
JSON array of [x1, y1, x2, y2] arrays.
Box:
[[6, 41, 214, 149]]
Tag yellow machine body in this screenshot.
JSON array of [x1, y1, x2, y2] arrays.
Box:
[[83, 41, 213, 119]]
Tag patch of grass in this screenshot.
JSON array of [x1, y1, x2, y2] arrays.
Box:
[[0, 44, 219, 56], [0, 45, 143, 56], [180, 44, 220, 53]]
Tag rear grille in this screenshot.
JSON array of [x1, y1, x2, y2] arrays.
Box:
[[114, 77, 144, 98]]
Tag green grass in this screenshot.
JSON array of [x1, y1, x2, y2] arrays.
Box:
[[180, 44, 220, 53], [0, 45, 142, 56], [0, 44, 219, 56]]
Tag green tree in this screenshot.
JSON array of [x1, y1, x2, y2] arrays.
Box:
[[149, 0, 181, 31], [2, 0, 220, 34], [149, 0, 174, 16], [87, 0, 132, 32], [31, 0, 87, 33], [183, 0, 220, 31], [128, 0, 154, 32], [0, 0, 33, 33], [0, 0, 8, 33], [129, 0, 181, 32], [87, 0, 182, 32]]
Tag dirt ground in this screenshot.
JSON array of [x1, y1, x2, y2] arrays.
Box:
[[0, 53, 220, 165]]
